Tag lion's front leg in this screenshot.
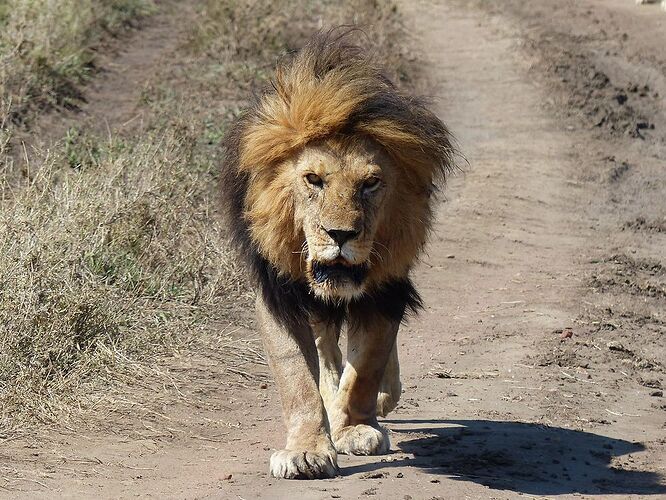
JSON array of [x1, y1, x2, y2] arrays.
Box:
[[329, 308, 399, 455], [256, 297, 338, 479]]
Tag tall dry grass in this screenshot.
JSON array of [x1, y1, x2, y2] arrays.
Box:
[[0, 0, 408, 435], [0, 127, 245, 432]]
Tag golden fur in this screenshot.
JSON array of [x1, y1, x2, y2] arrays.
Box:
[[220, 30, 454, 479]]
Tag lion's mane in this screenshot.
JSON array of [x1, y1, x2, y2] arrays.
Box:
[[220, 30, 454, 327]]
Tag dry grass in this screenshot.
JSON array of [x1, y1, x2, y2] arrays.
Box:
[[187, 0, 412, 94], [0, 0, 408, 435], [0, 0, 154, 124], [0, 127, 246, 432]]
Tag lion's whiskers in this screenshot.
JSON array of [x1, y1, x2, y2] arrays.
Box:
[[370, 247, 385, 264], [294, 240, 309, 273], [373, 241, 392, 260], [292, 241, 309, 255]]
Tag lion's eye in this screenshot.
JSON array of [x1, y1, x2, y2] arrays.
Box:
[[362, 177, 381, 194], [305, 173, 323, 188]]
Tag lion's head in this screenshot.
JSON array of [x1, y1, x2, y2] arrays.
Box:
[[221, 31, 454, 306], [290, 136, 394, 299]]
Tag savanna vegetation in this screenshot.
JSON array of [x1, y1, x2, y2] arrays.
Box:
[[0, 0, 407, 436]]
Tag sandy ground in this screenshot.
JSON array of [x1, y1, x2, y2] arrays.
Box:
[[2, 0, 665, 498]]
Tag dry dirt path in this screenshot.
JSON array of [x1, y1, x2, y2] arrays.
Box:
[[3, 1, 665, 499]]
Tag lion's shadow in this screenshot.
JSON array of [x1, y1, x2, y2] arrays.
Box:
[[343, 419, 666, 496]]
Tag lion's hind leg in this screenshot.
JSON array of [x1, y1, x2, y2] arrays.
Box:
[[376, 342, 402, 417], [312, 317, 343, 421]]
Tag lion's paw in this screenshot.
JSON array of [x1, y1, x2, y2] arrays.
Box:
[[333, 424, 390, 455], [269, 449, 339, 479]]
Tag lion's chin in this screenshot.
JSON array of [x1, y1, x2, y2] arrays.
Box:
[[308, 261, 369, 302], [310, 281, 366, 302]]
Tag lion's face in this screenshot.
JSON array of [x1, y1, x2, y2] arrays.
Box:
[[292, 138, 395, 300]]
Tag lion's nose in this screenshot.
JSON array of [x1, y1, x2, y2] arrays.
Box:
[[324, 228, 360, 246]]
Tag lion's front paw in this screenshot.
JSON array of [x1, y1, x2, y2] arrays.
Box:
[[269, 449, 339, 479], [333, 424, 390, 455]]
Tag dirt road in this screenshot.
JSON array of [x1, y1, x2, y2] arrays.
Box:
[[3, 1, 665, 498]]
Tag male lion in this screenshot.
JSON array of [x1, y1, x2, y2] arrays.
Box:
[[220, 31, 454, 479]]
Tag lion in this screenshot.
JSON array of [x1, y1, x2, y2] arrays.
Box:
[[220, 30, 454, 479]]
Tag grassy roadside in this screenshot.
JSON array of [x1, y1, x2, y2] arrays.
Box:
[[0, 0, 409, 436], [0, 0, 154, 126]]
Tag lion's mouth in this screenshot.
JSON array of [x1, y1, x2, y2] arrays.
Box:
[[311, 260, 368, 286]]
